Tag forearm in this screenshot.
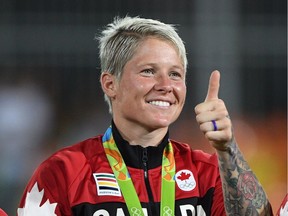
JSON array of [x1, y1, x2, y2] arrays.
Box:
[[217, 140, 273, 216]]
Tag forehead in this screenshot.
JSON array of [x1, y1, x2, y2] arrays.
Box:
[[138, 37, 185, 70], [122, 37, 185, 76]]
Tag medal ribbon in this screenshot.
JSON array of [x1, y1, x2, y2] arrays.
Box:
[[102, 126, 175, 216]]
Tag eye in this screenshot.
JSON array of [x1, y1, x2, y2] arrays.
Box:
[[140, 68, 154, 76], [169, 71, 183, 80]]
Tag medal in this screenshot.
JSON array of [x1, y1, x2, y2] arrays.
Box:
[[102, 127, 175, 216]]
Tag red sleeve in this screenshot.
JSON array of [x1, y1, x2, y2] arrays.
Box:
[[17, 148, 87, 216], [192, 150, 226, 215], [210, 174, 226, 215]]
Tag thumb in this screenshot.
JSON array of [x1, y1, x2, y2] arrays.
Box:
[[205, 70, 220, 101]]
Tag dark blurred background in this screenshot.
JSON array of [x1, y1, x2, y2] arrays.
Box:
[[0, 0, 286, 215]]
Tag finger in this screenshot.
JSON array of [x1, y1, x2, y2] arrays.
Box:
[[195, 100, 228, 122], [205, 129, 233, 144], [205, 70, 220, 102], [199, 121, 219, 133], [194, 100, 215, 115], [199, 117, 231, 133]]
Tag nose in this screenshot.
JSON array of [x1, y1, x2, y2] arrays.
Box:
[[154, 74, 173, 93]]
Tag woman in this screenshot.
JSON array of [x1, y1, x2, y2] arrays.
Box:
[[18, 16, 272, 216]]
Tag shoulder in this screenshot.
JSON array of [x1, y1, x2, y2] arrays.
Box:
[[33, 135, 104, 182], [53, 135, 103, 159], [18, 135, 105, 214], [170, 139, 218, 167]]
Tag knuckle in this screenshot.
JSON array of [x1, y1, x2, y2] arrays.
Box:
[[195, 115, 201, 123], [217, 99, 225, 105], [199, 122, 208, 132], [194, 104, 203, 114], [199, 125, 205, 132], [223, 129, 232, 141], [223, 117, 231, 127], [216, 99, 226, 109]]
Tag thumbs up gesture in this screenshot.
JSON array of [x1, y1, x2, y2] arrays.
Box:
[[194, 70, 233, 151]]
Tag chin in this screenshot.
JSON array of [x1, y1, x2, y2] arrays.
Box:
[[150, 118, 176, 129]]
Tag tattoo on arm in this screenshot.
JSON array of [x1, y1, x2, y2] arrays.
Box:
[[218, 142, 273, 216]]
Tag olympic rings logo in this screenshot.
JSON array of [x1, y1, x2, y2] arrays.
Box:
[[163, 206, 173, 216], [178, 181, 195, 189], [130, 205, 174, 216], [130, 207, 142, 216]]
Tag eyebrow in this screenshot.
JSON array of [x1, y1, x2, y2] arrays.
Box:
[[137, 63, 184, 71]]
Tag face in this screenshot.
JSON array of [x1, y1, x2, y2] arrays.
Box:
[[108, 37, 186, 131]]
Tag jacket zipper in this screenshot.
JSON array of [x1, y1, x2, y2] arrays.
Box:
[[142, 148, 157, 215]]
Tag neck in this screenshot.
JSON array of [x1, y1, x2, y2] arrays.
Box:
[[113, 120, 168, 147]]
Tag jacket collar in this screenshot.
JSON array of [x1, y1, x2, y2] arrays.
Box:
[[111, 120, 169, 169]]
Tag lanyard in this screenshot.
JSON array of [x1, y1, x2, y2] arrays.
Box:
[[102, 127, 175, 216]]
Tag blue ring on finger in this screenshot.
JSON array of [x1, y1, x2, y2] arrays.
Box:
[[212, 120, 218, 131]]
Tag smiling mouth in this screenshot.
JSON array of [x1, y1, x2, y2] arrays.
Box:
[[148, 101, 171, 107]]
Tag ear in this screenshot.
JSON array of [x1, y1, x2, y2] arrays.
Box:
[[100, 72, 118, 98]]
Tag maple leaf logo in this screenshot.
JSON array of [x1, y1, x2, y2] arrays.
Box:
[[175, 169, 196, 191], [177, 171, 191, 181], [17, 182, 57, 216]]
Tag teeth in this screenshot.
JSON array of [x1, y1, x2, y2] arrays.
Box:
[[149, 101, 170, 107]]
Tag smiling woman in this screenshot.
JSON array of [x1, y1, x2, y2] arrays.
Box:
[[101, 37, 186, 141]]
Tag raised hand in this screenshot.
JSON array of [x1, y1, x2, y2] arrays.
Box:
[[194, 70, 233, 151]]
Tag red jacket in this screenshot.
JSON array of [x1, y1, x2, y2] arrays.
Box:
[[18, 126, 225, 216]]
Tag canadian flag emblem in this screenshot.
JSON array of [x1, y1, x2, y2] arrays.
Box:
[[17, 182, 57, 216], [175, 169, 196, 191]]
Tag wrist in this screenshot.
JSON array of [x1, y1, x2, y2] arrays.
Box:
[[214, 138, 236, 155]]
